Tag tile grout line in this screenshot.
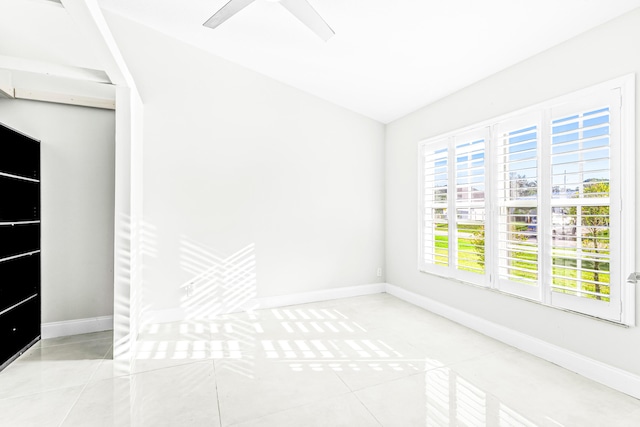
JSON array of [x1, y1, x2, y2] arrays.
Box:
[[39, 338, 114, 350], [332, 369, 384, 426], [212, 321, 222, 427], [224, 390, 357, 427], [130, 357, 213, 376], [337, 349, 519, 427], [351, 391, 384, 427], [211, 326, 224, 427], [212, 359, 224, 427], [56, 343, 114, 427]]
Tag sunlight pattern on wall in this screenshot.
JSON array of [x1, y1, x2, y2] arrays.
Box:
[[178, 240, 258, 318]]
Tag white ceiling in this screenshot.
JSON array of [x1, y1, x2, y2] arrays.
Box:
[[0, 0, 102, 71], [4, 0, 640, 123], [0, 0, 115, 103]]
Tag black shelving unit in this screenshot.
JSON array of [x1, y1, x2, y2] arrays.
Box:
[[0, 122, 41, 370]]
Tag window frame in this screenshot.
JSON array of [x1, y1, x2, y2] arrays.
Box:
[[417, 74, 636, 326]]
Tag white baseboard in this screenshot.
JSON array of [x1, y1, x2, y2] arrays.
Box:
[[141, 283, 387, 325], [385, 283, 640, 400], [41, 315, 113, 339]]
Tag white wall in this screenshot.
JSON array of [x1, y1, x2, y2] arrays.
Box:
[[104, 13, 385, 317], [0, 99, 115, 323], [386, 8, 640, 376]]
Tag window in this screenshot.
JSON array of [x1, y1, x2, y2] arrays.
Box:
[[419, 75, 635, 325], [421, 129, 489, 285]]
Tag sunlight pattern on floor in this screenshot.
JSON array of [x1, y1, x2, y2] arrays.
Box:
[[2, 294, 640, 426]]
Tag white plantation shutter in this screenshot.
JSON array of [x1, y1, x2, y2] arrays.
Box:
[[418, 75, 634, 325], [494, 115, 541, 300], [420, 131, 489, 284], [420, 139, 450, 272], [548, 90, 622, 321], [453, 129, 488, 283]]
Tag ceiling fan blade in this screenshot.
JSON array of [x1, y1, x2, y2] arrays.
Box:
[[278, 0, 334, 41], [203, 0, 257, 29]]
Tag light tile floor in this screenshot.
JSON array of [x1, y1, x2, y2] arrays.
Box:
[[2, 294, 640, 426]]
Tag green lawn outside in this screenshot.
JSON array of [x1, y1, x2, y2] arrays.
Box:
[[433, 233, 610, 301]]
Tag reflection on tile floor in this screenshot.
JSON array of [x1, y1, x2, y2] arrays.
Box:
[[1, 293, 640, 426]]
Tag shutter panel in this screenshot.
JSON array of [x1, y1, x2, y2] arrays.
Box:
[[453, 130, 488, 282], [549, 90, 621, 321], [421, 140, 450, 271], [494, 114, 541, 299]]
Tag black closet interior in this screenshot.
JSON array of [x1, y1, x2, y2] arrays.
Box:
[[0, 122, 41, 370]]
